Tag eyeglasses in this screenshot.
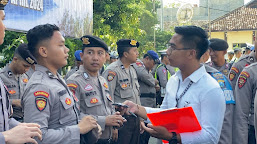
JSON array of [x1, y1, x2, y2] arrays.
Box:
[[167, 43, 193, 51]]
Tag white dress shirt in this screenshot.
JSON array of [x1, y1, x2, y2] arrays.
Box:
[[145, 65, 225, 144]]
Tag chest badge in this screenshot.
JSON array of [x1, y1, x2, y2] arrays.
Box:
[[65, 98, 72, 105], [85, 84, 93, 91], [9, 90, 16, 94], [103, 83, 108, 89], [23, 78, 28, 83], [121, 83, 127, 88], [90, 98, 99, 104]]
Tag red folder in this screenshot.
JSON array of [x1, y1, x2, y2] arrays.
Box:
[[147, 107, 201, 133]]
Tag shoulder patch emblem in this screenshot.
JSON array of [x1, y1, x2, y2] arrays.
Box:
[[67, 83, 78, 89], [34, 91, 49, 98], [103, 83, 108, 89], [85, 84, 93, 91], [23, 78, 28, 83], [107, 71, 116, 82], [238, 71, 250, 89], [229, 72, 236, 81], [90, 98, 98, 104], [9, 90, 16, 94], [136, 62, 143, 67], [245, 63, 249, 67], [65, 98, 72, 105], [231, 67, 239, 73], [35, 97, 47, 111], [162, 69, 167, 74]]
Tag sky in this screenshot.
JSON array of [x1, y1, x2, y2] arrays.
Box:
[[163, 0, 252, 6]]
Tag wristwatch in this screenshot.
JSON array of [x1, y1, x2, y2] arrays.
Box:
[[169, 132, 178, 144]]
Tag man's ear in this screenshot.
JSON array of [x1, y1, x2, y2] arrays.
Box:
[[123, 51, 129, 58], [188, 49, 197, 59], [12, 56, 18, 63], [80, 51, 84, 58], [38, 46, 48, 58]]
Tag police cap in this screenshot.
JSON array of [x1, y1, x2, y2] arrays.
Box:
[[227, 50, 234, 54], [147, 50, 159, 64], [110, 51, 118, 59], [81, 35, 108, 51], [17, 43, 37, 65], [74, 50, 82, 61], [0, 0, 8, 10], [116, 39, 139, 49], [209, 38, 228, 51]]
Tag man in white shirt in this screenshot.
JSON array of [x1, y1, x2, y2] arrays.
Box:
[[123, 26, 225, 144]]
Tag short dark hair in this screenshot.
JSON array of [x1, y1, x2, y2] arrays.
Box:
[[26, 24, 59, 58], [117, 47, 133, 58], [143, 53, 153, 60], [174, 26, 209, 60]]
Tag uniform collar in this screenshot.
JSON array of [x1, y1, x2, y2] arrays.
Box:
[[35, 64, 59, 79], [176, 64, 206, 83], [79, 65, 99, 80]]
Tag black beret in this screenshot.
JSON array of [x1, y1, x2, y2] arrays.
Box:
[[209, 38, 228, 51], [116, 39, 139, 49], [81, 35, 108, 51], [0, 0, 8, 10], [17, 43, 37, 65]]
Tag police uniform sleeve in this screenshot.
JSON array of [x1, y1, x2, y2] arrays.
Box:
[[22, 84, 80, 144], [0, 133, 5, 144], [229, 63, 242, 90], [157, 66, 168, 87], [232, 69, 253, 144], [8, 118, 19, 129], [102, 69, 117, 100], [133, 62, 155, 87]]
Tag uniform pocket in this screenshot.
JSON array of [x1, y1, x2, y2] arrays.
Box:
[[84, 96, 102, 108], [119, 82, 133, 99], [59, 93, 75, 124]]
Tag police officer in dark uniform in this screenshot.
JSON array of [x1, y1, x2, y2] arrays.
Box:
[[0, 43, 36, 122], [67, 35, 125, 144], [102, 39, 141, 144], [207, 38, 230, 76], [228, 40, 257, 89], [64, 50, 83, 80], [22, 24, 101, 144]]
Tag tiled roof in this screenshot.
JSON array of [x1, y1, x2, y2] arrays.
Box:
[[210, 6, 257, 31]]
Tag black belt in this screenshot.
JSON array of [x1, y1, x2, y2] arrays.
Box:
[[140, 93, 156, 98]]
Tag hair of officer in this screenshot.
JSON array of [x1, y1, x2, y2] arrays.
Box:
[[143, 53, 153, 60], [13, 46, 22, 59], [117, 47, 133, 58], [174, 26, 209, 60], [26, 24, 59, 57], [161, 54, 167, 60]]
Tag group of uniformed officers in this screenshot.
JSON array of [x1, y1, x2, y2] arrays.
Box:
[[1, 0, 257, 144]]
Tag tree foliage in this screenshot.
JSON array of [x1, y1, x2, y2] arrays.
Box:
[[0, 0, 174, 68]]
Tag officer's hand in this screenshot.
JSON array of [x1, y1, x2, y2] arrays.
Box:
[[12, 99, 22, 107], [142, 123, 173, 141], [3, 123, 42, 144], [96, 123, 102, 139], [106, 112, 126, 127], [78, 116, 98, 134], [155, 83, 160, 91], [112, 128, 118, 142], [123, 100, 138, 114], [140, 121, 145, 134]]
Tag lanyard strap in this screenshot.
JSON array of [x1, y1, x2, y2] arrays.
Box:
[[176, 80, 193, 107]]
